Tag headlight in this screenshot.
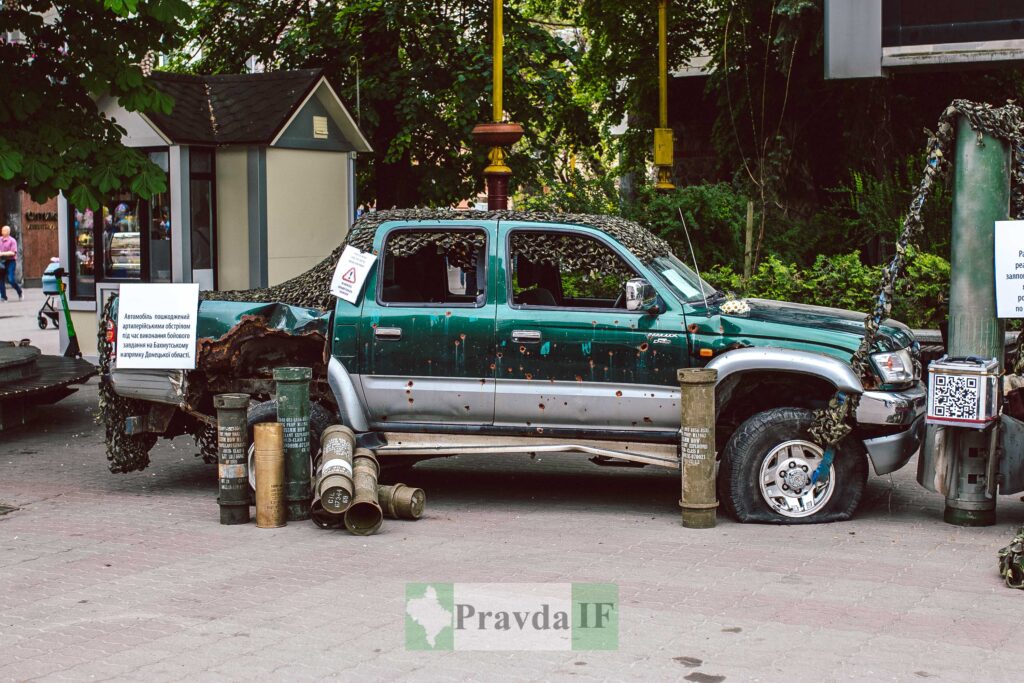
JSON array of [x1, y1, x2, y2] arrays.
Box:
[[871, 348, 914, 383]]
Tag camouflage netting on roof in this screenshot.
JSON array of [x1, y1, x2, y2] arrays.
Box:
[[510, 231, 634, 281], [202, 209, 672, 311]]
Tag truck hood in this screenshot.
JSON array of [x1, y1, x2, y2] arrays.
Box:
[[695, 297, 914, 356]]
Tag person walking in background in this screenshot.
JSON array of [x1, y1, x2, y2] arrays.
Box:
[[0, 224, 23, 301]]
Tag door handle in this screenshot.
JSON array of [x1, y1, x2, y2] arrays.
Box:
[[512, 329, 542, 343], [374, 326, 402, 340]]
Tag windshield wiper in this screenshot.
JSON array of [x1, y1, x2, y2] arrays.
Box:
[[694, 289, 728, 305]]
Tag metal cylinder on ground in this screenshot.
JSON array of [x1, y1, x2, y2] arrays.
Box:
[[317, 425, 356, 514], [254, 422, 286, 528], [214, 393, 251, 525], [273, 367, 313, 522], [344, 448, 383, 535], [937, 117, 1009, 527], [677, 368, 718, 529], [310, 495, 344, 529], [378, 483, 426, 520]]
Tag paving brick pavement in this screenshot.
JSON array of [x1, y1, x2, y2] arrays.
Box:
[[2, 380, 1024, 682], [2, 286, 61, 356]]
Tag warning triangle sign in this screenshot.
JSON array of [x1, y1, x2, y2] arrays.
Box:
[[342, 267, 357, 283]]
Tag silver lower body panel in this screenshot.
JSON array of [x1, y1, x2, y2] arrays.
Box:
[[373, 432, 679, 469]]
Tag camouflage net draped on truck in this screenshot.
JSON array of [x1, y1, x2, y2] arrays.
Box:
[[97, 294, 159, 473], [199, 209, 672, 311]]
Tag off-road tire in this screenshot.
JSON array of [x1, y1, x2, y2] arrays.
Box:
[[718, 407, 868, 524]]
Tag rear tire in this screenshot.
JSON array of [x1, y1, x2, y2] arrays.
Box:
[[718, 407, 868, 524]]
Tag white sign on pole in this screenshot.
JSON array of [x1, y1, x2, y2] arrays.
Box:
[[331, 245, 376, 304], [994, 220, 1024, 318], [116, 283, 200, 369]]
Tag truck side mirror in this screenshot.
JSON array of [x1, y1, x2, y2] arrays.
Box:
[[625, 278, 660, 314]]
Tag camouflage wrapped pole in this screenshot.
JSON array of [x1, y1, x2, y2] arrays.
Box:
[[273, 367, 312, 522]]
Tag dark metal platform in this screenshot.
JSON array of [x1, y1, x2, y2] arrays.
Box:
[[0, 344, 97, 430]]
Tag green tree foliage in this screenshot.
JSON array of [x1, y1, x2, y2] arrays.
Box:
[[517, 169, 618, 214], [703, 0, 1021, 263], [623, 182, 747, 268], [533, 0, 713, 176], [180, 0, 597, 208], [0, 0, 191, 207], [704, 248, 951, 328]]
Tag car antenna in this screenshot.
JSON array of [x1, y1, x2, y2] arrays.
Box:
[[678, 207, 711, 315]]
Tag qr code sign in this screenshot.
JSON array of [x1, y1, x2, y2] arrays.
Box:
[[931, 375, 980, 420]]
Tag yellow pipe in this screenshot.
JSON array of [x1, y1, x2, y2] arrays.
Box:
[[493, 0, 503, 123], [658, 0, 668, 128]]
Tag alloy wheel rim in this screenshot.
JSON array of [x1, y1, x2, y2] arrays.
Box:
[[758, 439, 835, 518]]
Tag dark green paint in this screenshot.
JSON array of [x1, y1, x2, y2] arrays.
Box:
[[494, 221, 688, 386], [273, 366, 312, 522]]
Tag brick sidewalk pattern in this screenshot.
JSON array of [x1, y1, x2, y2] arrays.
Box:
[[2, 381, 1024, 681]]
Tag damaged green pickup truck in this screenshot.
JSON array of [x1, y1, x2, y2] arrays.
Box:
[[102, 209, 926, 524]]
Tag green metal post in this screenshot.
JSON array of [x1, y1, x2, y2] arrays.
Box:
[[273, 367, 312, 522], [214, 393, 251, 525], [943, 117, 1010, 526]]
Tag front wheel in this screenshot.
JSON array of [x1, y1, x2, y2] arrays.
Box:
[[718, 407, 868, 524]]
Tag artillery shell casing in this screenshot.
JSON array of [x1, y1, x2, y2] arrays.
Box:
[[214, 393, 251, 525], [318, 425, 357, 513], [273, 366, 313, 522], [344, 451, 382, 535], [377, 483, 426, 520], [254, 422, 286, 529]]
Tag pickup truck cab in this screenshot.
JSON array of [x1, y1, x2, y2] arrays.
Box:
[[104, 210, 926, 524]]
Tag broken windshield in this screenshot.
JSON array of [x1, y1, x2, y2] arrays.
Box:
[[648, 254, 719, 304]]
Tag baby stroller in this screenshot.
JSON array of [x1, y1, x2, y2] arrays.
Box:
[[37, 258, 62, 330]]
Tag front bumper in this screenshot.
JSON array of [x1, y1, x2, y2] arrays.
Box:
[[855, 382, 927, 475]]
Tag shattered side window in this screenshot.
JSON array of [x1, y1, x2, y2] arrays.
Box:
[[379, 228, 487, 306], [508, 230, 638, 309]]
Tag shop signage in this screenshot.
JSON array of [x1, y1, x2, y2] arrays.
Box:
[[994, 220, 1024, 318], [116, 283, 200, 369], [24, 210, 57, 231], [331, 246, 376, 304]]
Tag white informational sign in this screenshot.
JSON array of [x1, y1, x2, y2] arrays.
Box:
[[994, 220, 1024, 318], [331, 245, 376, 304], [116, 283, 200, 369]]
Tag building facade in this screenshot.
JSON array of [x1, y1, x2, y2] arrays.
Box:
[[58, 68, 371, 356]]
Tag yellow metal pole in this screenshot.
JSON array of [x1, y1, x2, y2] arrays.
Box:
[[471, 0, 522, 209], [654, 0, 674, 191], [493, 0, 503, 123]]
